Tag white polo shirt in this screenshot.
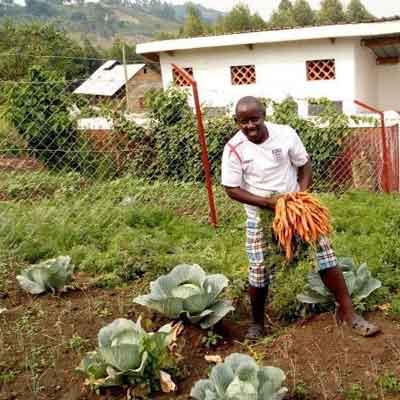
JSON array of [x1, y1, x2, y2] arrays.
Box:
[[221, 122, 309, 219]]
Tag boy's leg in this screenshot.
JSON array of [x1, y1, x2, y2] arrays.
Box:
[[245, 216, 270, 339], [316, 236, 380, 336]]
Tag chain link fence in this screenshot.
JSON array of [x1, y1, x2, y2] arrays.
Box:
[[0, 60, 399, 260]]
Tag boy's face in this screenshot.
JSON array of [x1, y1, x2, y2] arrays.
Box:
[[235, 103, 266, 144]]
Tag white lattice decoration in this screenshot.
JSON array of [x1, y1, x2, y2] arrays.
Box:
[[306, 59, 336, 81], [231, 65, 256, 85]]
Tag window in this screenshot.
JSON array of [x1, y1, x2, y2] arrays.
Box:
[[231, 65, 256, 85], [306, 59, 336, 81], [308, 100, 343, 116], [173, 67, 193, 87]]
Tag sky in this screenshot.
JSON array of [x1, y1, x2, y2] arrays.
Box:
[[167, 0, 400, 19]]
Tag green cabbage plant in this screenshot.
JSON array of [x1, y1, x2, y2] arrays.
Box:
[[297, 258, 382, 305], [134, 264, 234, 329], [16, 256, 74, 294], [191, 353, 287, 400], [77, 317, 179, 391]]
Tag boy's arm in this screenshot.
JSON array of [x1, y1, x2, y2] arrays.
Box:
[[298, 160, 313, 191], [224, 186, 280, 210]]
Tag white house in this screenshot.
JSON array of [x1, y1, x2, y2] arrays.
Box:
[[136, 19, 400, 117]]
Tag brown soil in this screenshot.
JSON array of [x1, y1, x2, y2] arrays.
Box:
[[1, 277, 400, 400], [0, 157, 43, 171]]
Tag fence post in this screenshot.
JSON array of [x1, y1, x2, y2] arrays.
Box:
[[354, 100, 392, 193], [172, 64, 218, 227], [121, 40, 130, 113]]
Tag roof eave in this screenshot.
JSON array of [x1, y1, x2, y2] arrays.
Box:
[[136, 20, 400, 55]]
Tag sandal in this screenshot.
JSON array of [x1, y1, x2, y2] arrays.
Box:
[[245, 323, 266, 340], [335, 309, 381, 337]]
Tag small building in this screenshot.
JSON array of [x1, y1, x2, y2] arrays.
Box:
[[74, 60, 162, 113], [136, 19, 400, 116]]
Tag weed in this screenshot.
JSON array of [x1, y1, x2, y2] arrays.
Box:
[[343, 384, 364, 400], [292, 380, 311, 400], [25, 345, 49, 395], [376, 373, 400, 393], [0, 370, 18, 384], [68, 334, 89, 352], [390, 294, 400, 317], [94, 300, 113, 318], [201, 331, 223, 349]]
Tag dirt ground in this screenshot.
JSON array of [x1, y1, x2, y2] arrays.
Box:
[[1, 275, 400, 400]]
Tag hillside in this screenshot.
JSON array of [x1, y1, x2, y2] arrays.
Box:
[[0, 0, 223, 45]]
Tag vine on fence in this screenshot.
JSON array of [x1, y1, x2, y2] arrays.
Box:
[[3, 74, 372, 191]]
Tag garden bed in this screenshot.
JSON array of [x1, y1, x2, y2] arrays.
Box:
[[1, 274, 399, 400]]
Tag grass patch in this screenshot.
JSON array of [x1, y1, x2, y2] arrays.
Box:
[[0, 170, 400, 320]]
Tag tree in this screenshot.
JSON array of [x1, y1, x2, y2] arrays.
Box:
[[292, 0, 315, 26], [318, 0, 346, 25], [251, 13, 268, 30], [215, 4, 267, 34], [346, 0, 374, 22], [269, 0, 295, 28], [0, 21, 101, 81], [278, 0, 293, 12], [180, 5, 207, 37]]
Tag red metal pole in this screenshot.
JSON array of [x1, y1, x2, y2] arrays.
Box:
[[172, 64, 218, 227], [354, 100, 392, 193]]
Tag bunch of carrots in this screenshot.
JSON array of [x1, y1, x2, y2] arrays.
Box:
[[272, 192, 332, 261]]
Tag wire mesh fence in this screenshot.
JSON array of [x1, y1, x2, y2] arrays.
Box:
[[0, 60, 399, 263]]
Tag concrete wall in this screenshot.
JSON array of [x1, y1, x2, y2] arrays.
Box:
[[127, 67, 162, 113], [354, 42, 378, 109], [377, 64, 400, 112], [160, 38, 358, 115]]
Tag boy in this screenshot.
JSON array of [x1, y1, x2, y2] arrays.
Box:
[[221, 96, 380, 339]]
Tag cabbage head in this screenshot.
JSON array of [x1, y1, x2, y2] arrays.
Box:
[[297, 258, 382, 305], [77, 317, 177, 389], [16, 256, 74, 294], [191, 353, 287, 400], [134, 264, 234, 329]]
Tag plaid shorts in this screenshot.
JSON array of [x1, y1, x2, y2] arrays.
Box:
[[246, 210, 337, 288]]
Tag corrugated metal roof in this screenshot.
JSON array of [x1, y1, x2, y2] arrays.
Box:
[[361, 34, 400, 61], [373, 45, 400, 58], [74, 61, 145, 96]]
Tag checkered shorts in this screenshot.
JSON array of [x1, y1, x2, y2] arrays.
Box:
[[246, 210, 337, 288]]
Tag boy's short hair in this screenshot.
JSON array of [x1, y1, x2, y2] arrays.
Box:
[[235, 96, 266, 116]]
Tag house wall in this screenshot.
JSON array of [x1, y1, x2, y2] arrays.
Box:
[[354, 42, 378, 109], [377, 64, 400, 112], [159, 38, 358, 115], [126, 67, 162, 113]]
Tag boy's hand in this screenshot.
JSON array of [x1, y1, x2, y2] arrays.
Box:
[[262, 195, 282, 210]]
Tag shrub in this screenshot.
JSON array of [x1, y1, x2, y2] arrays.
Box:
[[269, 97, 352, 190], [5, 66, 78, 169]]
